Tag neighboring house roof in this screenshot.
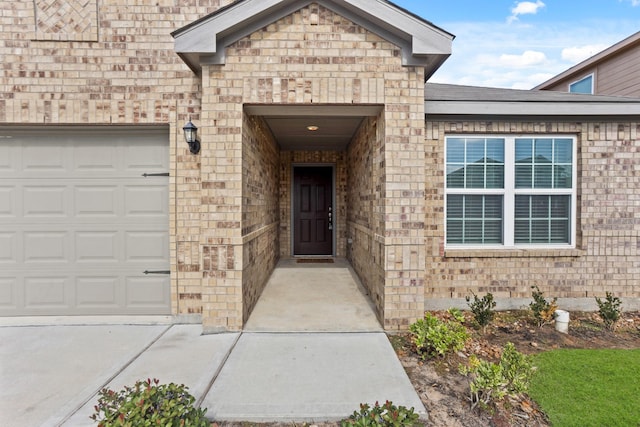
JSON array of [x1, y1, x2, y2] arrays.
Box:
[[425, 83, 640, 118], [172, 0, 454, 77], [533, 31, 640, 91]]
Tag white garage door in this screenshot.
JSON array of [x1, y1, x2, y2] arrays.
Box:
[[0, 127, 171, 316]]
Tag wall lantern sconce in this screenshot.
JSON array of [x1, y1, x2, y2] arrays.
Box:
[[182, 118, 201, 154]]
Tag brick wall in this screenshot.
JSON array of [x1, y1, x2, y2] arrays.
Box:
[[347, 115, 385, 322], [1, 0, 235, 319], [424, 120, 640, 310], [241, 114, 280, 322]]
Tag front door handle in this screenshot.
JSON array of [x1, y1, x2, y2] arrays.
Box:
[[328, 206, 333, 230]]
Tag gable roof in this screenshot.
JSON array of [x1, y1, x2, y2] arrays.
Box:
[[172, 0, 454, 76], [425, 83, 640, 118], [533, 31, 640, 90]]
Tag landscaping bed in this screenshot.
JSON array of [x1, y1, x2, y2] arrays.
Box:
[[392, 309, 640, 427]]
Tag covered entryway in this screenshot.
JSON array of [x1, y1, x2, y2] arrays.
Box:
[[171, 0, 452, 331], [0, 127, 171, 316], [293, 166, 334, 256]]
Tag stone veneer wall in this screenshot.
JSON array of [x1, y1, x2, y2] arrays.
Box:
[[200, 3, 426, 330], [347, 115, 385, 322], [241, 114, 280, 324], [424, 120, 640, 309], [279, 151, 347, 258], [0, 0, 235, 319]]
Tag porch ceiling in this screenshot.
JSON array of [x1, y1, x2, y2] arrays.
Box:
[[245, 104, 382, 151]]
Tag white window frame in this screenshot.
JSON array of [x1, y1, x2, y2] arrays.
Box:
[[445, 135, 577, 250], [569, 73, 594, 94]]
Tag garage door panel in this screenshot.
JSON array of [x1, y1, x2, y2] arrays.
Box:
[[24, 276, 71, 308], [23, 185, 69, 217], [0, 278, 18, 309], [76, 276, 119, 308], [1, 127, 170, 316], [1, 271, 170, 315], [0, 186, 17, 217], [24, 231, 70, 263], [0, 143, 14, 172], [124, 185, 168, 217], [0, 232, 17, 264], [75, 185, 119, 217], [74, 145, 119, 172], [123, 142, 168, 172], [75, 231, 119, 263], [23, 143, 68, 172], [125, 231, 169, 262], [126, 276, 170, 309]]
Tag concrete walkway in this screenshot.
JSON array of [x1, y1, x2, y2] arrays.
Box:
[[0, 260, 426, 426]]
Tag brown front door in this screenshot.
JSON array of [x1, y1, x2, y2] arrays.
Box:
[[293, 166, 333, 255]]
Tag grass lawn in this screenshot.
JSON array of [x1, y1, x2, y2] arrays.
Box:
[[529, 348, 640, 427]]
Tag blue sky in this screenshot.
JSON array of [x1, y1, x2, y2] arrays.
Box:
[[391, 0, 640, 89]]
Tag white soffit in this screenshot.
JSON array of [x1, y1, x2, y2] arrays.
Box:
[[172, 0, 454, 75]]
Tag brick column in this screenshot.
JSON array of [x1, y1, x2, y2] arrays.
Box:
[[199, 66, 244, 333], [382, 70, 426, 330]]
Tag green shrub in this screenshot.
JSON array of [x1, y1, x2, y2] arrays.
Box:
[[529, 285, 557, 328], [341, 401, 420, 427], [409, 312, 469, 358], [465, 292, 496, 332], [90, 378, 208, 427], [595, 292, 622, 331], [459, 343, 534, 410]]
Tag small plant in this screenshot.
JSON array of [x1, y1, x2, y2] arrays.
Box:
[[409, 312, 469, 358], [595, 292, 622, 331], [341, 400, 420, 427], [466, 292, 496, 332], [447, 307, 466, 323], [90, 378, 208, 427], [459, 342, 534, 410], [529, 285, 558, 328]]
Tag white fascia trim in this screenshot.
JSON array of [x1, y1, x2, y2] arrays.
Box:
[[425, 101, 640, 116]]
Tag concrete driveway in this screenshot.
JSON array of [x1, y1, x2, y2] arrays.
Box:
[[0, 324, 238, 427]]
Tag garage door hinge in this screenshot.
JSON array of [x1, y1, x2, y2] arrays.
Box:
[[142, 172, 170, 177], [143, 270, 170, 275]]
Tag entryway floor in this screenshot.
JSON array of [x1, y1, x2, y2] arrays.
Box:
[[244, 258, 382, 332]]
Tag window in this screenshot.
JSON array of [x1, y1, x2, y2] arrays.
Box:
[[569, 74, 593, 94], [445, 136, 576, 248]]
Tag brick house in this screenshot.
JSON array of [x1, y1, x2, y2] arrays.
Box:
[[1, 0, 639, 332]]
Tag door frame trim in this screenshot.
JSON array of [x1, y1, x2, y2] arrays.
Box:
[[290, 163, 336, 257]]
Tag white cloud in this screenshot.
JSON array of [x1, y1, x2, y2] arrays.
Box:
[[622, 0, 640, 6], [561, 44, 609, 63], [507, 1, 545, 23], [427, 20, 638, 89], [499, 50, 547, 67]]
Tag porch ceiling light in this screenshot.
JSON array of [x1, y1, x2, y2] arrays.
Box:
[[306, 125, 319, 131], [182, 118, 201, 154]]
